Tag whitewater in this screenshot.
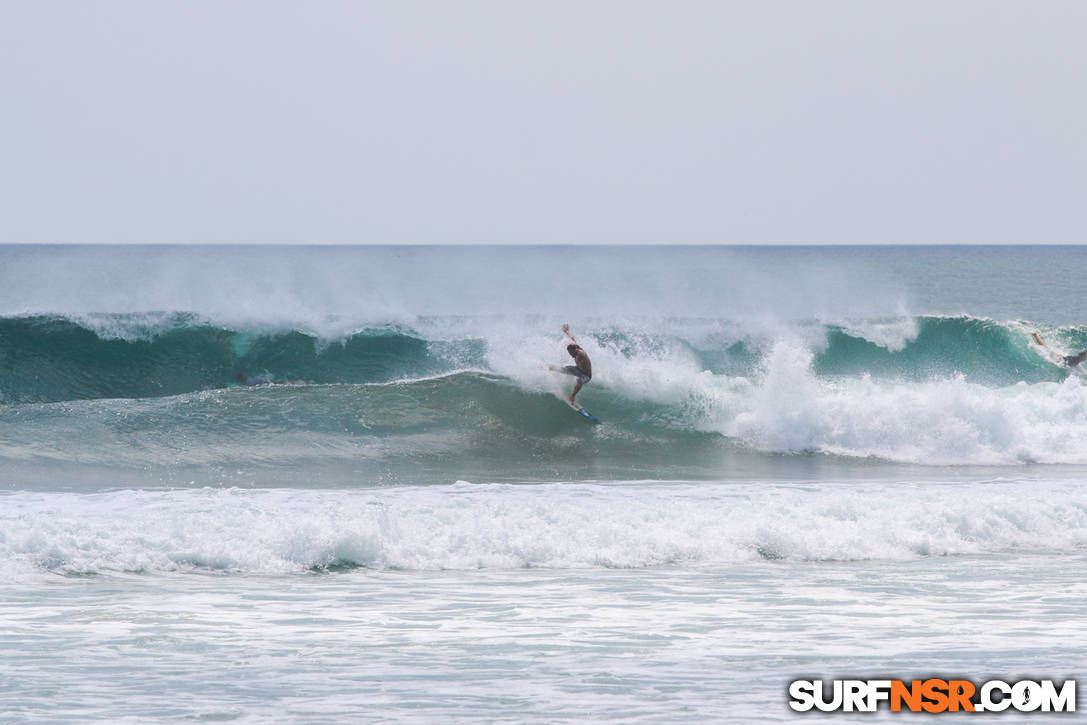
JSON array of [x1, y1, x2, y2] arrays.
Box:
[[2, 245, 1086, 722]]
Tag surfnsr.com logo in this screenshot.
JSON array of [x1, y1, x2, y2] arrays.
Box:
[[788, 679, 1076, 713]]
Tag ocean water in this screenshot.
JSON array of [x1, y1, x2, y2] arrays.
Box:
[[2, 244, 1086, 722]]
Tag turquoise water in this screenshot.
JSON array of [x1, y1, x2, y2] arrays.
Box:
[[2, 245, 1087, 722]]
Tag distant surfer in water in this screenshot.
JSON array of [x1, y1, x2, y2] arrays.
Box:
[[560, 324, 592, 404], [1031, 332, 1086, 367]]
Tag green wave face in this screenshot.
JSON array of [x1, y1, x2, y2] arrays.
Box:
[[0, 373, 743, 484], [814, 316, 1060, 384], [0, 315, 483, 403]]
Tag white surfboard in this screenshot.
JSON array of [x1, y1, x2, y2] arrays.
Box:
[[548, 365, 600, 422], [566, 399, 601, 423]]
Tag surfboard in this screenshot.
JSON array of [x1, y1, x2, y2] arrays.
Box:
[[566, 399, 600, 423], [548, 364, 599, 421]]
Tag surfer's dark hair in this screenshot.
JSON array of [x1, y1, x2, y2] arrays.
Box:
[[567, 344, 579, 354]]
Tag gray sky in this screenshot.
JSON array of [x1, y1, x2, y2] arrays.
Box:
[[2, 1, 1085, 244]]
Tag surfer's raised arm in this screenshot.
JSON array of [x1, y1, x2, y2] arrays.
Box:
[[562, 324, 577, 344], [1030, 331, 1085, 368]]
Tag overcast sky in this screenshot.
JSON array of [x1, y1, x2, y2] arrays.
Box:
[[2, 1, 1085, 244]]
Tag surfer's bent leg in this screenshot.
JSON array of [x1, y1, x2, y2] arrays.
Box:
[[569, 381, 583, 403]]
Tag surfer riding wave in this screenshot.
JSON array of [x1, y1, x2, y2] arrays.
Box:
[[559, 324, 592, 404], [1031, 332, 1087, 368]]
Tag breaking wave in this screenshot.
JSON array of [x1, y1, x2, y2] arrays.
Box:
[[4, 481, 1086, 577], [4, 313, 1087, 468]]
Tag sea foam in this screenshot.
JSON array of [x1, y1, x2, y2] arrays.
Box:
[[3, 481, 1086, 579]]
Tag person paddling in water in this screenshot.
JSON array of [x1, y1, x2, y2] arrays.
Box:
[[560, 324, 592, 404], [1032, 332, 1087, 367]]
